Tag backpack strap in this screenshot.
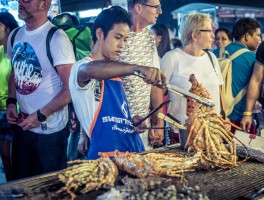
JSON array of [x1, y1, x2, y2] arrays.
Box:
[[219, 85, 227, 119], [204, 49, 216, 74], [219, 47, 230, 59], [10, 27, 21, 47], [205, 50, 228, 118], [46, 26, 59, 67], [230, 48, 250, 61], [72, 25, 87, 58], [234, 84, 248, 106]]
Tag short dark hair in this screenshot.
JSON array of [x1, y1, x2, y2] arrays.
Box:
[[0, 12, 18, 32], [151, 24, 171, 58], [92, 6, 132, 43], [215, 28, 232, 41], [232, 18, 261, 41], [127, 0, 147, 10]]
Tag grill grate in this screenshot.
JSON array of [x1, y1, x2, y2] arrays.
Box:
[[146, 145, 264, 200], [1, 145, 264, 200], [185, 162, 264, 200]]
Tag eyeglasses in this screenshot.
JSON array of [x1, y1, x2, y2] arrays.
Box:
[[199, 29, 214, 34], [141, 3, 162, 10]]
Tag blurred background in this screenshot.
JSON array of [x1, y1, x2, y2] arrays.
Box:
[[1, 0, 264, 36]]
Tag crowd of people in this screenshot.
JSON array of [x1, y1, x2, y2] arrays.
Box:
[[0, 0, 263, 182]]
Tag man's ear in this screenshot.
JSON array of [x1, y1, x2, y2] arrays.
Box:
[[39, 0, 50, 11], [6, 27, 11, 35], [244, 33, 250, 42], [96, 28, 104, 41], [134, 3, 143, 14]]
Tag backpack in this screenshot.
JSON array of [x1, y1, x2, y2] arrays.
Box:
[[218, 47, 250, 117], [64, 24, 92, 61]]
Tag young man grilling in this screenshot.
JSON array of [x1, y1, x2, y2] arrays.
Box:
[[69, 6, 167, 159]]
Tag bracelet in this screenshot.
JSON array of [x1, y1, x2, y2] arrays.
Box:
[[243, 111, 252, 116], [6, 97, 17, 107]]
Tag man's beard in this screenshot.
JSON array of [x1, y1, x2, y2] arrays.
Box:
[[18, 10, 34, 21]]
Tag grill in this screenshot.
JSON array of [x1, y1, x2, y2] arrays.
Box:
[[1, 145, 264, 200], [187, 163, 264, 200], [145, 145, 264, 200]]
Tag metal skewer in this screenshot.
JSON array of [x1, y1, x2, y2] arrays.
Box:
[[133, 70, 215, 107], [158, 113, 187, 130], [166, 84, 215, 107]]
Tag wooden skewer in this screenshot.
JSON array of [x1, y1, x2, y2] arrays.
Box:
[[158, 113, 187, 130], [229, 121, 243, 131]]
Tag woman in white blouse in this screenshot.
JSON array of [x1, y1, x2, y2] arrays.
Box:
[[161, 13, 223, 136]]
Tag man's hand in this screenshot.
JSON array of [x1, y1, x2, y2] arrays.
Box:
[[240, 115, 253, 132], [149, 117, 164, 146], [69, 111, 79, 133], [19, 112, 40, 131], [6, 104, 18, 124], [139, 67, 167, 89], [149, 129, 164, 146], [77, 131, 88, 156], [133, 115, 148, 133]]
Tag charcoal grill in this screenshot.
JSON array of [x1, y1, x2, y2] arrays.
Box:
[[0, 145, 263, 200]]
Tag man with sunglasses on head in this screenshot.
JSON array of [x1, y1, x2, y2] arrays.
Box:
[[118, 0, 164, 150], [6, 0, 75, 180]]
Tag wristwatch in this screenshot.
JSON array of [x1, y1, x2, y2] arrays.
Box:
[[37, 109, 47, 122]]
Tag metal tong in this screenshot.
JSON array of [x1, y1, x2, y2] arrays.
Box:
[[133, 99, 171, 127], [134, 70, 215, 107]]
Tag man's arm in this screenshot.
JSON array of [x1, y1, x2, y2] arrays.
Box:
[[78, 128, 88, 156], [6, 69, 18, 124], [148, 48, 165, 146], [241, 61, 264, 131], [149, 86, 164, 146], [19, 63, 73, 130], [41, 64, 72, 116], [77, 60, 166, 88]]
